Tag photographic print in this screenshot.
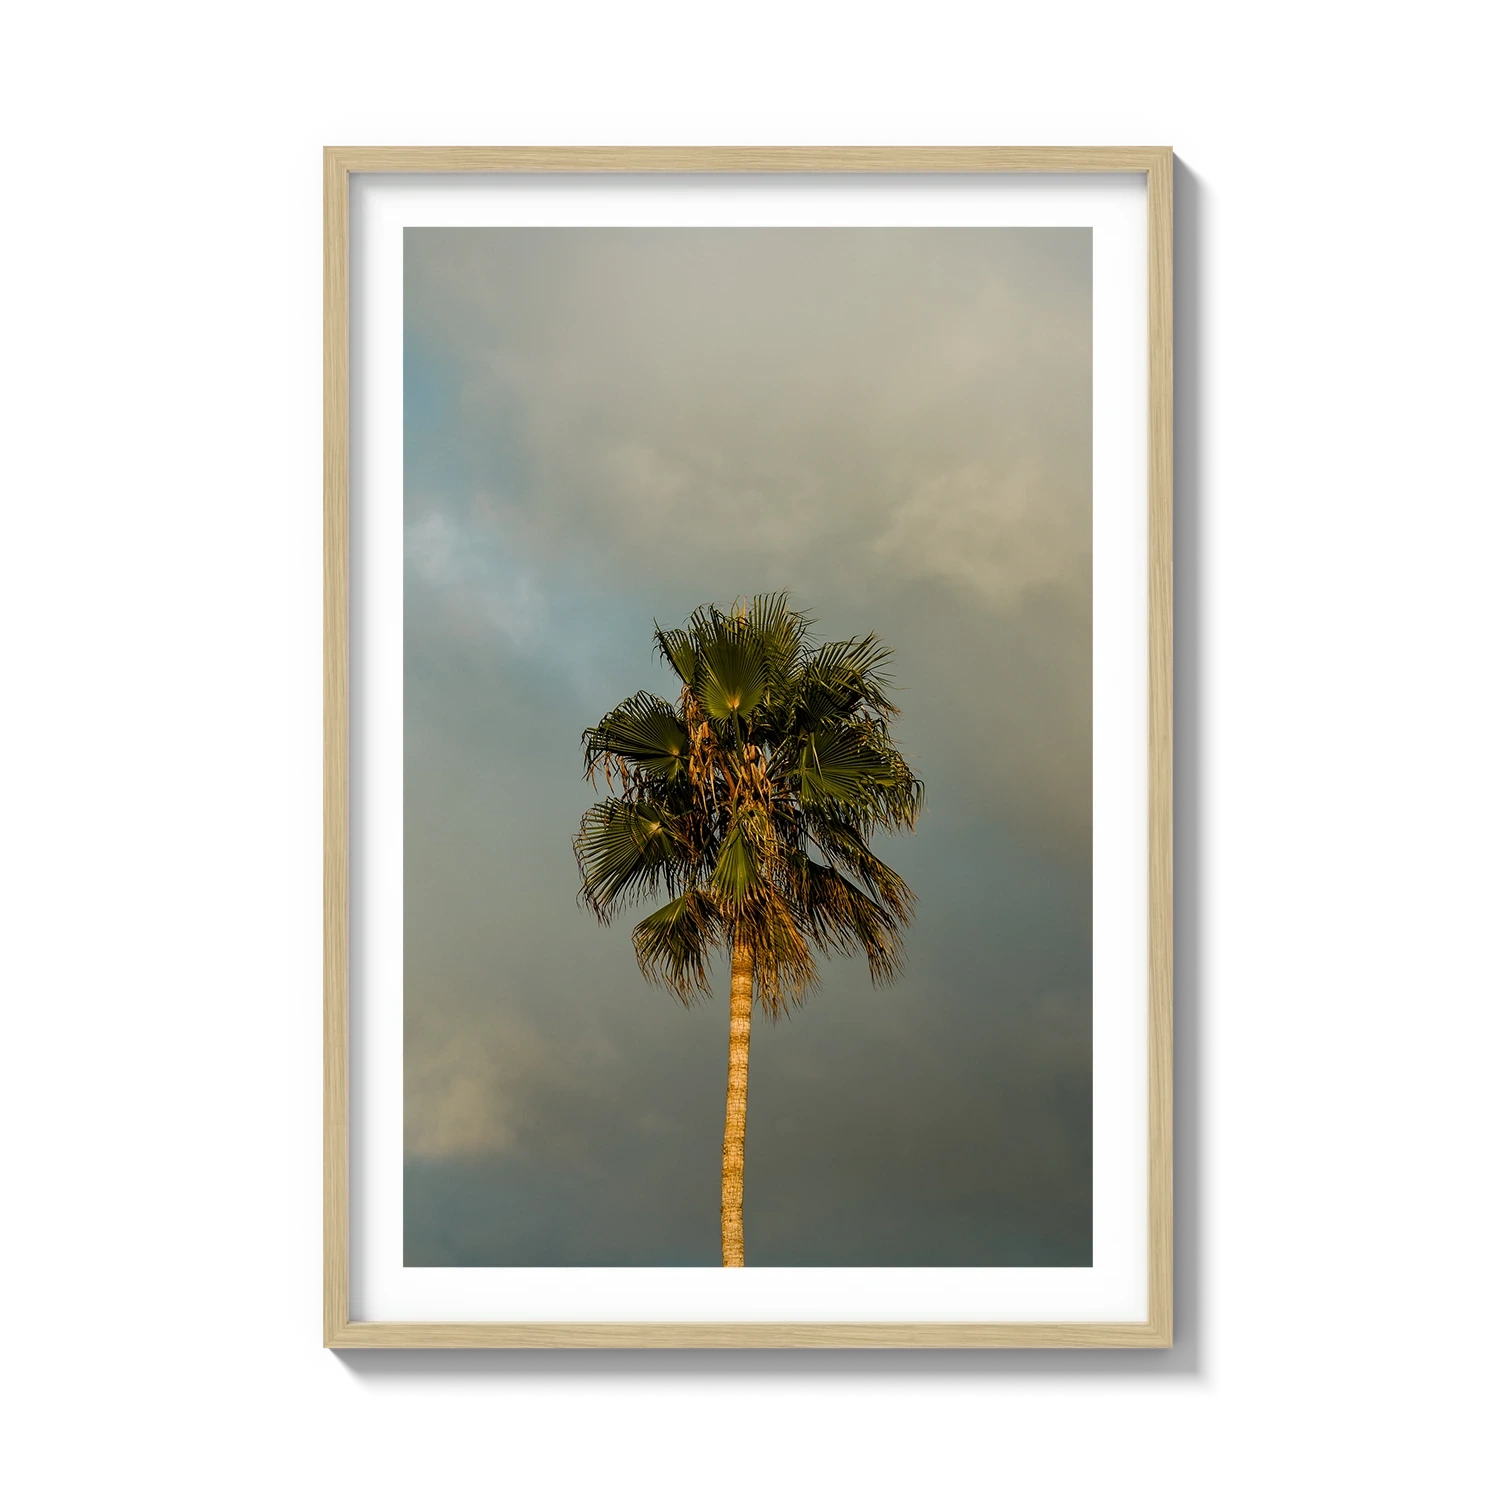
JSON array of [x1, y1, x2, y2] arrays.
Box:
[[401, 225, 1094, 1270]]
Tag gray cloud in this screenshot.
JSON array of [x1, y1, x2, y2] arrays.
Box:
[[404, 227, 1092, 1265]]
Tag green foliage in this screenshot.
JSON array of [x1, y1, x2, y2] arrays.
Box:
[[576, 594, 923, 1015], [693, 620, 768, 724], [632, 891, 723, 999], [583, 692, 690, 779]]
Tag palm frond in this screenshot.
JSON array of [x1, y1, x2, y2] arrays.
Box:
[[747, 592, 813, 686], [575, 799, 679, 917], [876, 771, 925, 832], [797, 724, 898, 806], [791, 719, 923, 831], [805, 634, 898, 716], [633, 890, 721, 1004], [577, 597, 922, 1016], [709, 815, 761, 907], [802, 817, 918, 920], [692, 617, 768, 724], [792, 857, 909, 985], [582, 692, 691, 782], [653, 626, 698, 686], [735, 888, 818, 1015]]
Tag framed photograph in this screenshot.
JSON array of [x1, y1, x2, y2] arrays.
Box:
[[324, 147, 1173, 1348]]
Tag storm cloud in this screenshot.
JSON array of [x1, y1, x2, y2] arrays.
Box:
[[404, 227, 1092, 1265]]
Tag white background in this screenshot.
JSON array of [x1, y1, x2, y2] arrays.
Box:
[[353, 175, 1148, 1323], [2, 2, 1496, 1496]]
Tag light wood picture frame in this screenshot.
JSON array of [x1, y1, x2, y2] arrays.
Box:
[[324, 146, 1173, 1349]]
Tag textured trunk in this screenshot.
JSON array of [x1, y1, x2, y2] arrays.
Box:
[[720, 941, 754, 1267]]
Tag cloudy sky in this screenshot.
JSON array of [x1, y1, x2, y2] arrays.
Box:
[[404, 227, 1092, 1266]]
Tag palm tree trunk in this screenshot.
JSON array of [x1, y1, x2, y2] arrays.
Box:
[[720, 941, 754, 1267]]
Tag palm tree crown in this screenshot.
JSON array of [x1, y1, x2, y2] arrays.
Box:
[[575, 593, 924, 1014]]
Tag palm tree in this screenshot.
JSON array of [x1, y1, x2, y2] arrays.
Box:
[[575, 594, 923, 1266]]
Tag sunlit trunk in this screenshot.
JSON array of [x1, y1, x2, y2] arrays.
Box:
[[720, 941, 754, 1267]]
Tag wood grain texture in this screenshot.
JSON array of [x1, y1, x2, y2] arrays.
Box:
[[323, 146, 1173, 1349], [325, 146, 1170, 175], [326, 1319, 1171, 1349], [323, 147, 351, 1346]]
